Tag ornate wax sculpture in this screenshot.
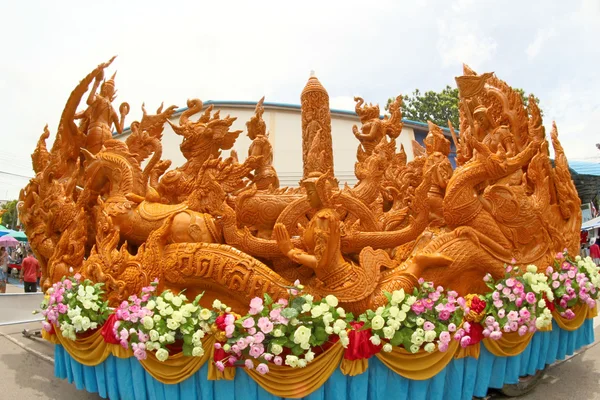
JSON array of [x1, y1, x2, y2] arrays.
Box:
[[19, 60, 581, 314]]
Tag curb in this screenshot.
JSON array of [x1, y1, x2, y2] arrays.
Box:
[[0, 331, 54, 364]]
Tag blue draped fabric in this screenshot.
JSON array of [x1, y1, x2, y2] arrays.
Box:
[[54, 319, 595, 400]]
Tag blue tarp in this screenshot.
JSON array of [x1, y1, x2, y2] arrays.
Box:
[[54, 319, 595, 400]]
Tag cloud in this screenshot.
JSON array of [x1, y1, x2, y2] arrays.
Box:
[[526, 28, 557, 61], [329, 96, 357, 112], [436, 20, 497, 70]]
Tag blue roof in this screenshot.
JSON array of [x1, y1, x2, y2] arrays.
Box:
[[567, 160, 600, 176], [116, 100, 453, 136]]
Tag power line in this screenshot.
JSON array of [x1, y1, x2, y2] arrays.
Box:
[[0, 171, 33, 179]]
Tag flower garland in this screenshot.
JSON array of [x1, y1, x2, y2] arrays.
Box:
[[37, 273, 110, 340], [38, 254, 600, 374]]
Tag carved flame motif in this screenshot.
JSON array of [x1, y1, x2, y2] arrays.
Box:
[[19, 59, 581, 314]]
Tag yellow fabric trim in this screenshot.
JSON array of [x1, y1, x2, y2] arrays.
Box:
[[553, 303, 595, 331], [340, 358, 368, 376], [245, 342, 344, 399], [375, 340, 459, 380], [455, 343, 480, 359], [482, 331, 533, 357]]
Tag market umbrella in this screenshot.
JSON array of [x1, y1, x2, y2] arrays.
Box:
[[0, 235, 19, 246], [0, 224, 8, 232], [8, 230, 28, 242]]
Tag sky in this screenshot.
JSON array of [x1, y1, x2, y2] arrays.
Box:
[[0, 0, 599, 200]]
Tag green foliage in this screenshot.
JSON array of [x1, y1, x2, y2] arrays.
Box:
[[385, 86, 541, 129], [1, 200, 18, 229]]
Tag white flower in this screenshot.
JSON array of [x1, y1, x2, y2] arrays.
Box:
[[305, 351, 315, 362], [142, 316, 154, 330], [537, 299, 546, 309], [424, 343, 436, 353], [325, 295, 339, 307], [156, 348, 169, 362], [340, 336, 350, 347], [81, 317, 91, 331], [164, 306, 174, 316], [325, 326, 334, 334], [411, 334, 424, 346], [401, 304, 411, 313], [370, 335, 381, 346], [298, 359, 307, 368], [271, 344, 283, 355], [389, 306, 400, 318], [199, 308, 212, 320], [526, 265, 538, 273], [164, 332, 175, 343], [416, 318, 425, 326], [300, 341, 311, 350], [302, 303, 312, 313], [319, 303, 330, 313], [322, 312, 334, 325], [273, 329, 284, 337], [153, 315, 162, 322], [311, 306, 323, 318], [293, 326, 312, 345], [85, 286, 95, 295], [409, 344, 420, 353], [167, 319, 180, 330], [397, 311, 407, 322], [304, 294, 314, 303], [77, 287, 85, 297], [333, 319, 347, 334], [149, 330, 159, 341], [146, 300, 156, 310], [67, 293, 73, 299], [212, 299, 222, 309], [338, 329, 348, 339], [371, 315, 385, 330], [383, 343, 393, 352], [172, 296, 183, 307], [382, 326, 395, 339], [375, 307, 385, 316], [164, 292, 174, 302], [336, 307, 346, 318], [82, 300, 93, 310], [285, 355, 299, 367], [405, 296, 417, 306], [192, 347, 204, 357], [424, 330, 437, 342], [391, 289, 405, 305], [171, 311, 184, 323]]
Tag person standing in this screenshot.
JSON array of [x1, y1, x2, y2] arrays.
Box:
[[590, 239, 600, 266], [0, 247, 7, 293], [19, 250, 40, 293]]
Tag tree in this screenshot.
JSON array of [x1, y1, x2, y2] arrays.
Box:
[[1, 200, 18, 230], [385, 85, 541, 129]]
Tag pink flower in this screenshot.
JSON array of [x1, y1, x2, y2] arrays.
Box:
[[506, 278, 516, 288], [509, 321, 518, 332], [256, 363, 269, 374], [518, 326, 528, 336], [525, 292, 536, 304], [120, 328, 129, 340], [460, 336, 471, 348], [249, 297, 264, 315], [73, 273, 82, 281], [277, 299, 288, 307], [249, 344, 265, 358], [483, 329, 491, 338], [133, 348, 147, 360], [418, 278, 425, 285], [519, 308, 531, 320], [438, 341, 449, 352], [490, 331, 503, 340], [510, 258, 517, 265], [497, 309, 506, 319], [257, 317, 274, 334], [556, 252, 564, 259], [236, 338, 248, 350], [483, 274, 491, 282], [231, 345, 240, 354], [215, 361, 225, 372], [42, 321, 53, 332], [439, 331, 451, 343], [423, 321, 435, 331], [463, 322, 471, 333], [493, 300, 503, 308], [438, 310, 451, 321], [214, 343, 222, 350], [563, 309, 576, 320], [492, 292, 501, 301], [225, 325, 235, 337], [411, 301, 425, 315], [242, 318, 255, 329], [254, 332, 265, 344], [248, 327, 257, 335], [507, 311, 519, 321], [57, 303, 67, 314], [228, 357, 238, 366], [263, 353, 274, 361], [448, 323, 457, 332], [515, 298, 523, 308], [485, 316, 495, 326], [274, 356, 283, 365], [245, 359, 254, 369]]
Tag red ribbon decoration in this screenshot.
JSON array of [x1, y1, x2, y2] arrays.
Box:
[[100, 313, 120, 344], [343, 321, 382, 360]]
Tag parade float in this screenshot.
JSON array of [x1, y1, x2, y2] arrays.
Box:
[[20, 57, 599, 399]]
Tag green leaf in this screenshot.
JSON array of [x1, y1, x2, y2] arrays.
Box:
[[314, 326, 328, 342], [263, 293, 274, 307], [291, 297, 306, 310], [281, 307, 298, 319], [291, 345, 304, 356], [182, 344, 193, 357], [390, 330, 404, 346], [272, 337, 288, 346]]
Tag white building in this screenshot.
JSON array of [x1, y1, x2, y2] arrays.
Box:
[[116, 100, 457, 187]]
